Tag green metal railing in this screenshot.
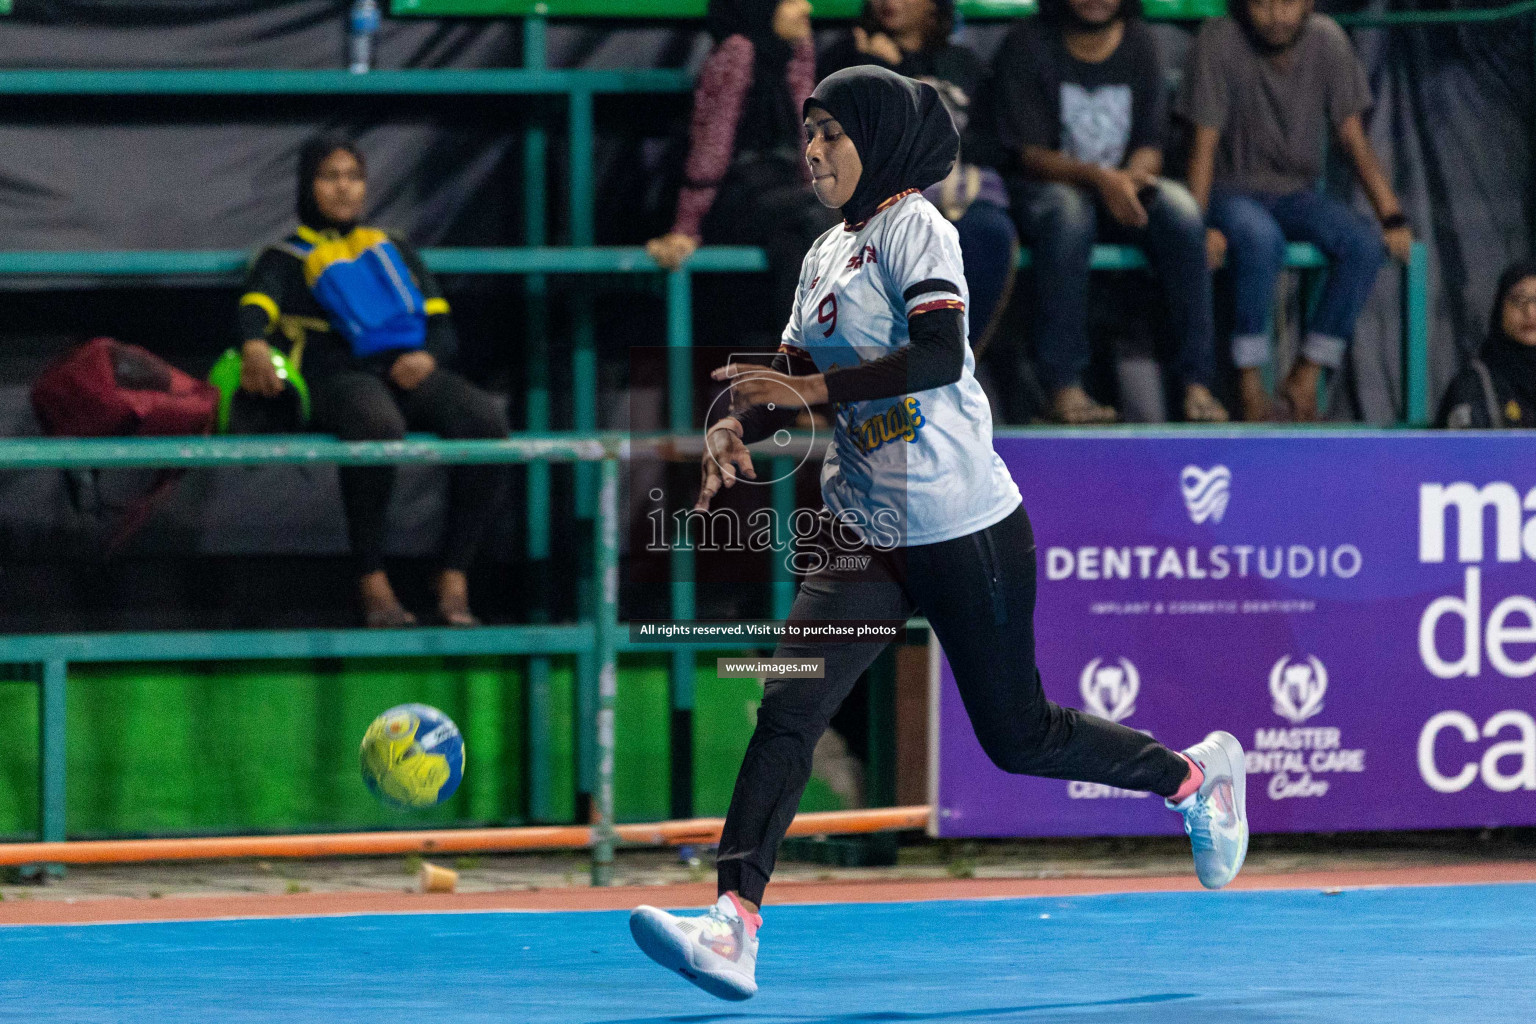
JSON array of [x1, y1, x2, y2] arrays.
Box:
[[392, 0, 1536, 22], [392, 0, 1043, 16], [1, 0, 1465, 834], [0, 435, 616, 880], [390, 0, 1230, 20], [0, 238, 1430, 426], [0, 432, 927, 875], [0, 69, 691, 95], [1335, 0, 1536, 28], [0, 236, 1431, 827]]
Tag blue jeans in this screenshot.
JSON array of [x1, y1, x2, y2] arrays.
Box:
[[1010, 178, 1216, 394], [1207, 187, 1387, 369], [951, 199, 1018, 347]]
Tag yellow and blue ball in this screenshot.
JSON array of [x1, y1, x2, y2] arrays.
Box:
[[359, 703, 465, 809]]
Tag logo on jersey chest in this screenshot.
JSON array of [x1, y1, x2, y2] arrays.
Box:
[[845, 245, 878, 271], [848, 396, 926, 455]]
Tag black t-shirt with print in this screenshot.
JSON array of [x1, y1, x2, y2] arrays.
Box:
[[974, 19, 1166, 175]]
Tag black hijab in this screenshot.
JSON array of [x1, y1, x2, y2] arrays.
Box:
[[1482, 258, 1536, 414], [707, 0, 800, 154], [297, 134, 365, 233], [806, 65, 958, 228]]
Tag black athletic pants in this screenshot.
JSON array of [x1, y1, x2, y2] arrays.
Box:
[[715, 504, 1190, 905], [309, 367, 510, 576]]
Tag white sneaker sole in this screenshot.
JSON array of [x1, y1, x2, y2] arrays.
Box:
[[629, 905, 757, 1001], [1203, 729, 1250, 889]]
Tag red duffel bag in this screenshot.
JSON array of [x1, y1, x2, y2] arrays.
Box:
[[31, 336, 217, 437], [30, 338, 218, 552]]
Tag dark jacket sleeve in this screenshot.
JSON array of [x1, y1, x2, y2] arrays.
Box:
[[1437, 363, 1495, 429], [823, 308, 965, 405], [729, 348, 820, 444], [238, 247, 296, 343], [394, 236, 459, 364]]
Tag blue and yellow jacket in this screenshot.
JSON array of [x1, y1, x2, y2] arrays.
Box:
[[237, 224, 456, 379]]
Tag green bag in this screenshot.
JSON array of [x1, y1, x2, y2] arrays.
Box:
[[208, 347, 311, 433]]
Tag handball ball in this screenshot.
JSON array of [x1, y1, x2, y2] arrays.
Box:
[[360, 703, 465, 809]]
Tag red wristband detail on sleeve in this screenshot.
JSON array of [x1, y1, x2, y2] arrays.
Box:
[[910, 299, 966, 316]]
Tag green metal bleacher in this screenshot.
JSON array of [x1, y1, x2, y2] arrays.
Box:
[[0, 0, 1458, 871]]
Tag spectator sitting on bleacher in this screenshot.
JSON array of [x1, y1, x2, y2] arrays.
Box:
[[237, 135, 509, 629], [819, 0, 1019, 354], [976, 0, 1226, 424], [1439, 259, 1536, 429], [646, 0, 838, 321], [1180, 0, 1413, 422]]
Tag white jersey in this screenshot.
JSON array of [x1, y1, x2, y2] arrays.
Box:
[[781, 191, 1022, 547]]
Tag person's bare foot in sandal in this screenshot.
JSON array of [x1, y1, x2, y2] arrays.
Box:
[[1050, 385, 1118, 425], [1183, 383, 1229, 423], [436, 569, 480, 627], [361, 570, 416, 628], [1238, 368, 1275, 422], [1279, 360, 1322, 423]]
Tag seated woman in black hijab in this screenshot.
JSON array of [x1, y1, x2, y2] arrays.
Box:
[[1439, 259, 1536, 429], [237, 136, 509, 627]]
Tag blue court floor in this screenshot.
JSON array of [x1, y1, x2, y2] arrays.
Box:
[[1, 884, 1531, 1023]]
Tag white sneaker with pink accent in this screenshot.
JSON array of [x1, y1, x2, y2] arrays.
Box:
[[630, 892, 761, 1000], [1168, 730, 1249, 890]]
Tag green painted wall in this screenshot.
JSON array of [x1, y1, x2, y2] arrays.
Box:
[[392, 0, 1228, 21], [0, 655, 839, 841]]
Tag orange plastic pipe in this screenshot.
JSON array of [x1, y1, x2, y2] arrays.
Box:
[[616, 806, 929, 847], [0, 806, 930, 866]]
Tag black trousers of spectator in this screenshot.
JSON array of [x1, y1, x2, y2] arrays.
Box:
[[702, 155, 841, 325], [715, 504, 1190, 905], [310, 366, 510, 576]]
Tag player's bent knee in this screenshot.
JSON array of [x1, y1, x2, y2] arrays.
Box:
[[979, 740, 1048, 776], [974, 707, 1061, 775]]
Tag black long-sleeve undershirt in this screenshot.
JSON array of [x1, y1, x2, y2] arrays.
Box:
[[730, 349, 817, 444], [726, 308, 967, 442], [823, 307, 965, 405]]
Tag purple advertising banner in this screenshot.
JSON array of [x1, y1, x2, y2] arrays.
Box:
[[935, 432, 1536, 837]]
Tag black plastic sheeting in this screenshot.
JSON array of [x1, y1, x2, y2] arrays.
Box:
[[1348, 0, 1535, 421], [0, 2, 1530, 627], [0, 1, 519, 254], [1, 2, 1531, 419]]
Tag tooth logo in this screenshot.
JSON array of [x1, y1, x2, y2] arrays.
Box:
[[1080, 657, 1139, 723], [1180, 465, 1231, 524], [1270, 655, 1328, 725]]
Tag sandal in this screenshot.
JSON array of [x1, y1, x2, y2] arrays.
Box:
[[1183, 385, 1230, 423], [364, 603, 418, 629], [1050, 385, 1118, 425], [1278, 378, 1320, 423], [438, 604, 482, 628]]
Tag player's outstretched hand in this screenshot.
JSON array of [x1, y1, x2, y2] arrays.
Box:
[[711, 363, 828, 411], [697, 420, 755, 511]]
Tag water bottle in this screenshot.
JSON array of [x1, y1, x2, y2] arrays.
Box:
[[349, 0, 380, 74]]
